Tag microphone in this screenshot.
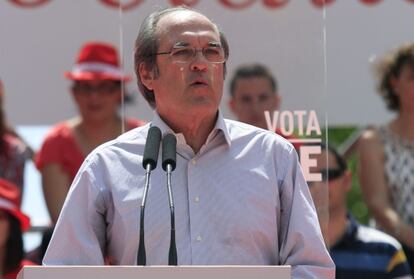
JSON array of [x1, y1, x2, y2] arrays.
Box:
[[137, 126, 162, 266], [162, 133, 178, 265], [142, 126, 162, 170]]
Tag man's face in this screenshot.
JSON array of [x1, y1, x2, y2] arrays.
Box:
[[229, 76, 280, 130], [141, 11, 225, 122]]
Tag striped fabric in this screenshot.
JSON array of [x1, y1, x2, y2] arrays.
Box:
[[331, 215, 412, 279]]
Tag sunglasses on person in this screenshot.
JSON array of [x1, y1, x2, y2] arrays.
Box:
[[72, 81, 120, 96], [308, 168, 345, 188], [320, 168, 345, 182]]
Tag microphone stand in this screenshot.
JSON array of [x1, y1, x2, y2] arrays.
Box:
[[137, 126, 161, 266], [137, 163, 152, 266], [166, 163, 177, 265], [162, 133, 178, 265]]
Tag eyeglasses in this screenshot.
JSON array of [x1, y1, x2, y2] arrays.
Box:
[[155, 45, 226, 64], [72, 82, 120, 96], [320, 168, 345, 182]]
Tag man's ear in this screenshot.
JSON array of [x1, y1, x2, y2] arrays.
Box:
[[139, 63, 155, 90], [343, 170, 353, 193], [274, 92, 281, 110]]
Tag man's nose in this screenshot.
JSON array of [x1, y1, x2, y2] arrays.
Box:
[[190, 50, 209, 71], [251, 99, 263, 112]]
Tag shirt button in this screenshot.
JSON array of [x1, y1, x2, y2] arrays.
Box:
[[196, 235, 202, 242], [194, 196, 200, 203], [191, 159, 197, 165]]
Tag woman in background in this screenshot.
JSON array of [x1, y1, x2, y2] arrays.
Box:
[[36, 42, 145, 224], [358, 42, 414, 270]]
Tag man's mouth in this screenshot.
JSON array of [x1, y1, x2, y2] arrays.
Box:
[[190, 78, 208, 86]]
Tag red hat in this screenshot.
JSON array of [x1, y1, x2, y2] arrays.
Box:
[[0, 179, 30, 231], [65, 42, 131, 82]]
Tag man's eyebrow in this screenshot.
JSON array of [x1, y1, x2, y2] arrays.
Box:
[[172, 41, 190, 48], [171, 41, 221, 48], [208, 41, 221, 47]]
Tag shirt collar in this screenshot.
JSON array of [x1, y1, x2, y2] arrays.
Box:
[[214, 110, 231, 146], [150, 110, 231, 147]]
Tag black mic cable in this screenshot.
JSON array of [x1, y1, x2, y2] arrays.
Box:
[[162, 133, 178, 265], [137, 126, 162, 266]]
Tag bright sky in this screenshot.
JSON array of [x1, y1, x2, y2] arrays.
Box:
[[18, 126, 51, 252]]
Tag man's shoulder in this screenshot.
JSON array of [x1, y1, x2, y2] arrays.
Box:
[[333, 220, 403, 256], [117, 122, 150, 141], [224, 119, 295, 151], [356, 224, 403, 251], [333, 221, 411, 278], [84, 123, 150, 164]]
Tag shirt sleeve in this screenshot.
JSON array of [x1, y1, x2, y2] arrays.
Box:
[[35, 127, 64, 171], [277, 146, 335, 279], [35, 124, 84, 181], [388, 248, 413, 279], [42, 156, 108, 265], [126, 118, 146, 130]]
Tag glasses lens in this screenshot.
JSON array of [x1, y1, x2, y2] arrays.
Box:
[[170, 47, 195, 63], [203, 47, 225, 63], [170, 46, 225, 63]]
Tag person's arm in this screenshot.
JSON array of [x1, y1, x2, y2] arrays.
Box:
[[42, 159, 107, 265], [278, 147, 335, 279], [41, 164, 71, 224], [358, 129, 414, 249]]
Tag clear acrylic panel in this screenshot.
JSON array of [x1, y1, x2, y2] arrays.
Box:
[[1, 0, 372, 256], [123, 0, 330, 243]]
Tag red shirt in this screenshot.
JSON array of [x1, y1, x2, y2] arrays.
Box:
[[35, 118, 145, 183]]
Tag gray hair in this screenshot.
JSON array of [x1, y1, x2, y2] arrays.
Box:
[[133, 6, 229, 109]]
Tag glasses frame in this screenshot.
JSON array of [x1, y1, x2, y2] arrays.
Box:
[[155, 45, 226, 64]]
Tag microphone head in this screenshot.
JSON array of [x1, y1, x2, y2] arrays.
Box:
[[162, 133, 177, 171], [142, 126, 162, 170]]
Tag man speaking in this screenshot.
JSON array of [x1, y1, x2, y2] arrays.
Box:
[[43, 6, 334, 278]]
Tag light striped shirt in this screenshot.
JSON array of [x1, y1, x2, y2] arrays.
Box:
[[44, 111, 334, 279]]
